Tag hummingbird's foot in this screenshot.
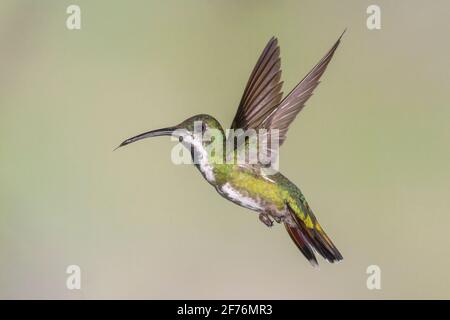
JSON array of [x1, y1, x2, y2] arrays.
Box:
[[259, 213, 274, 228], [272, 216, 282, 223]]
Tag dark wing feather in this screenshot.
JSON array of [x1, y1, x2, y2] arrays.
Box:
[[260, 31, 345, 147], [230, 37, 284, 130]]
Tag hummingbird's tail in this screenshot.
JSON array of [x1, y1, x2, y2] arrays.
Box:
[[285, 206, 343, 267], [284, 222, 319, 267]]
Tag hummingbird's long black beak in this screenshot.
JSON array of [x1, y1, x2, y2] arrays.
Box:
[[115, 126, 176, 150]]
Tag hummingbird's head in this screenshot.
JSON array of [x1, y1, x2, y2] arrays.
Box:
[[178, 114, 224, 135], [115, 114, 224, 151]]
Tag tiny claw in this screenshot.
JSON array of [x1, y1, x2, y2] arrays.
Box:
[[259, 213, 274, 228], [272, 216, 282, 224]]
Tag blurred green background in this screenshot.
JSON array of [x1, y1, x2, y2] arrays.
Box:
[[1, 0, 449, 299]]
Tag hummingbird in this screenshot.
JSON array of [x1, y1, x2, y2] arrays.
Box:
[[117, 32, 345, 267]]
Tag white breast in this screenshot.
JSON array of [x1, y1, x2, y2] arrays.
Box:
[[183, 135, 216, 183], [198, 156, 215, 182]]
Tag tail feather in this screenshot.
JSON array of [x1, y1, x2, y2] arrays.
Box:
[[286, 206, 343, 265], [284, 222, 318, 268]]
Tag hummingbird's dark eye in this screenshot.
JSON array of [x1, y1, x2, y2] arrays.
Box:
[[179, 136, 183, 143], [201, 122, 207, 133]]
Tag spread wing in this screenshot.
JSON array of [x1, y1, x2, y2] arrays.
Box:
[[228, 32, 344, 167], [259, 31, 345, 149], [230, 37, 284, 131]]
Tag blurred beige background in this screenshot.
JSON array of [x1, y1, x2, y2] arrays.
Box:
[[1, 0, 450, 299]]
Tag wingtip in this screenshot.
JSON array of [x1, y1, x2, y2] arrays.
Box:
[[270, 36, 278, 45]]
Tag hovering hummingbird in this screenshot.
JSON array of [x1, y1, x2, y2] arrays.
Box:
[[117, 32, 345, 267]]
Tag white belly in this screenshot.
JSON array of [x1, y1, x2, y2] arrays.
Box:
[[219, 183, 265, 211]]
